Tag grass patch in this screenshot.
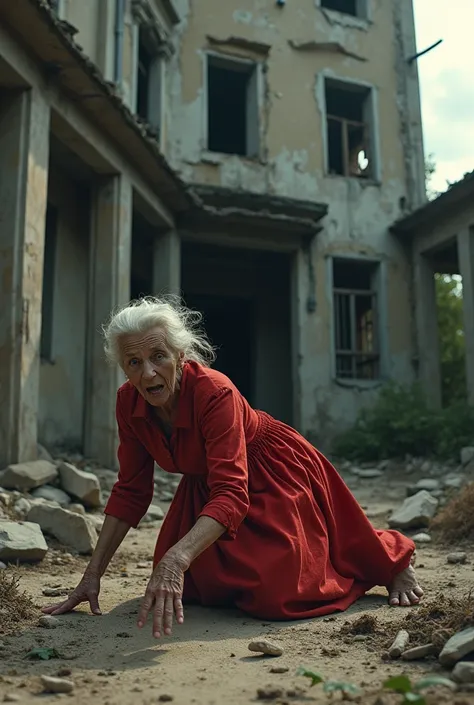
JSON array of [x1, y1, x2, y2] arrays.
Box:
[[430, 483, 474, 544], [0, 570, 37, 635]]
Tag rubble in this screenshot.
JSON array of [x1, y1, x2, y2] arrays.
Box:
[[388, 490, 439, 529], [0, 521, 48, 562], [58, 462, 101, 508], [439, 627, 474, 667], [248, 640, 283, 657], [0, 461, 58, 491], [461, 447, 474, 466], [32, 485, 71, 507], [452, 661, 474, 684], [27, 504, 97, 554], [447, 552, 467, 565]]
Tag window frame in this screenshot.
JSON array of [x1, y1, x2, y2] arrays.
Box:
[[320, 74, 381, 183], [316, 0, 370, 23], [202, 51, 262, 160], [328, 255, 386, 384]]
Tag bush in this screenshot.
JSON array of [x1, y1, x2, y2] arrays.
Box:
[[332, 383, 474, 462]]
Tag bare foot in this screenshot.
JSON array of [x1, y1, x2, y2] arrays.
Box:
[[388, 553, 424, 607]]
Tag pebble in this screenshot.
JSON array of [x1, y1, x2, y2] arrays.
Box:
[[41, 675, 75, 694], [3, 696, 21, 703], [401, 643, 437, 660], [270, 667, 289, 674], [353, 635, 369, 642], [413, 533, 432, 543], [447, 552, 467, 565], [452, 662, 474, 684], [42, 587, 69, 597], [158, 696, 174, 702], [257, 687, 283, 700], [389, 630, 410, 659], [38, 615, 60, 629], [137, 562, 150, 569], [248, 640, 284, 657]]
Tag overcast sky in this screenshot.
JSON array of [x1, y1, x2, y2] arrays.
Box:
[[413, 0, 474, 193]]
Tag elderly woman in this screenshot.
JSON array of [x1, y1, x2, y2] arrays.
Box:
[[44, 297, 423, 637]]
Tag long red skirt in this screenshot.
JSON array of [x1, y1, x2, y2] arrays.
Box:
[[153, 412, 414, 620]]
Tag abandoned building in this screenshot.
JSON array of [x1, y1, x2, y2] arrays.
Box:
[[0, 0, 428, 469]]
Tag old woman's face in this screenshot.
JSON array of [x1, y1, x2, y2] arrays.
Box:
[[120, 327, 183, 410]]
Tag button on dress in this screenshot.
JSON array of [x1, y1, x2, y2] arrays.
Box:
[[105, 361, 414, 620]]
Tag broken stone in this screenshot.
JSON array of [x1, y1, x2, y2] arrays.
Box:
[[27, 504, 97, 554], [140, 504, 165, 524], [93, 469, 117, 494], [159, 490, 174, 502], [354, 469, 383, 479], [38, 615, 60, 629], [58, 462, 101, 508], [257, 688, 283, 701], [12, 497, 31, 519], [452, 662, 474, 684], [0, 521, 48, 562], [87, 514, 105, 533], [439, 628, 474, 667], [37, 444, 54, 463], [413, 478, 440, 493], [42, 587, 68, 597], [447, 552, 467, 565], [389, 630, 410, 659], [388, 491, 439, 529], [461, 448, 474, 466], [32, 485, 71, 507], [41, 675, 74, 694], [0, 461, 58, 492], [270, 667, 289, 674], [443, 475, 465, 490], [248, 640, 283, 657], [412, 533, 432, 543], [401, 643, 437, 660], [3, 695, 21, 703], [68, 503, 86, 516]]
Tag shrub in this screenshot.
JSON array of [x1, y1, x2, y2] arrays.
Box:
[[332, 383, 474, 461]]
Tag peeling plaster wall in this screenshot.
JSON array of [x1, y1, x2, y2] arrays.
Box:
[[38, 168, 89, 451], [166, 0, 421, 443]]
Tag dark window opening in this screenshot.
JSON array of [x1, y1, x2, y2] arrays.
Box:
[[333, 259, 379, 380], [326, 80, 372, 179], [46, 0, 60, 12], [321, 0, 360, 17], [41, 204, 58, 362], [137, 29, 153, 123], [207, 58, 259, 157]]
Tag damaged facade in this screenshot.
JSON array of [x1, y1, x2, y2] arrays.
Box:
[[0, 0, 426, 468]]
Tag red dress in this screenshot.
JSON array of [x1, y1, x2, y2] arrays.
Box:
[[105, 361, 414, 620]]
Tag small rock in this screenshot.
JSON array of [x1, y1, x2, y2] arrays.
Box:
[[68, 503, 86, 516], [0, 521, 48, 562], [413, 533, 432, 543], [58, 462, 101, 508], [415, 478, 440, 492], [87, 514, 105, 533], [439, 628, 474, 667], [27, 504, 97, 554], [3, 695, 21, 703], [93, 469, 117, 493], [443, 476, 465, 490], [447, 552, 467, 565], [389, 629, 410, 659], [140, 504, 165, 523], [158, 696, 174, 702], [270, 667, 289, 674], [248, 640, 283, 657], [41, 675, 74, 694], [353, 635, 369, 642], [56, 668, 72, 677], [137, 562, 150, 569], [354, 469, 383, 479], [257, 688, 283, 701], [0, 461, 58, 491], [42, 587, 68, 597], [420, 461, 432, 474], [0, 561, 6, 570], [461, 447, 474, 466], [12, 497, 32, 519], [32, 486, 71, 507], [453, 661, 474, 684], [38, 615, 60, 629], [160, 491, 174, 502], [388, 491, 439, 530], [401, 643, 437, 660]]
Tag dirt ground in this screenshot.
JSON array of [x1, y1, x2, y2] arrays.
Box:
[[1, 469, 474, 705]]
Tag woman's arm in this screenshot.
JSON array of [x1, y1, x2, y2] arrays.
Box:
[[168, 515, 226, 567], [87, 515, 131, 576]]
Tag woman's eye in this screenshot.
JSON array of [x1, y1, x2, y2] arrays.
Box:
[[129, 359, 140, 367], [153, 352, 164, 362]]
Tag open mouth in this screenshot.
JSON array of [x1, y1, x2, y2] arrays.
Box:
[[146, 384, 165, 396]]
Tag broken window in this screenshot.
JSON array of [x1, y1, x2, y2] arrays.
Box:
[[136, 27, 162, 136], [320, 0, 366, 18], [40, 204, 58, 362], [325, 79, 373, 179], [207, 55, 259, 157], [333, 259, 379, 380], [46, 0, 61, 12]]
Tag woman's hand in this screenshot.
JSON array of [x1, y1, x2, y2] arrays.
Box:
[[137, 551, 188, 638], [42, 571, 102, 616]]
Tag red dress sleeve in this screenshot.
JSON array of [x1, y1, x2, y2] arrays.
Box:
[[197, 387, 250, 539], [104, 392, 155, 528]]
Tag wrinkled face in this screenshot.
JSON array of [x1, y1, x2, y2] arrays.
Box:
[[120, 327, 183, 409]]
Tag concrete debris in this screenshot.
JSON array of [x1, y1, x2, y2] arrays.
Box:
[[69, 503, 86, 515], [41, 675, 75, 694], [443, 475, 465, 490], [452, 661, 474, 684], [439, 628, 474, 667], [401, 643, 437, 660], [38, 615, 60, 629], [388, 491, 439, 529], [27, 503, 97, 554], [58, 462, 101, 508], [447, 552, 467, 565], [0, 461, 58, 491], [461, 447, 474, 466], [248, 640, 283, 657], [389, 629, 410, 659], [141, 504, 165, 523], [0, 520, 48, 562], [12, 497, 32, 519], [37, 444, 54, 463], [93, 468, 117, 494], [412, 532, 432, 543], [406, 478, 440, 496], [32, 485, 71, 506]]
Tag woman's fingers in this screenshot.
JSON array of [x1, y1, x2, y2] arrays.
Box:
[[42, 594, 82, 616], [174, 596, 184, 625], [153, 593, 166, 638], [137, 589, 154, 629], [163, 594, 175, 636]]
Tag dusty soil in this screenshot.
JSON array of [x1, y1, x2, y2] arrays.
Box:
[[1, 469, 474, 705]]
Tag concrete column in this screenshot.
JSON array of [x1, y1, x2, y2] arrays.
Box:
[[84, 175, 132, 468], [413, 250, 442, 408], [153, 229, 181, 296], [0, 89, 50, 468], [457, 226, 474, 405]]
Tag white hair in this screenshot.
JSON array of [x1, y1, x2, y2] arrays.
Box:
[[102, 296, 216, 367]]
